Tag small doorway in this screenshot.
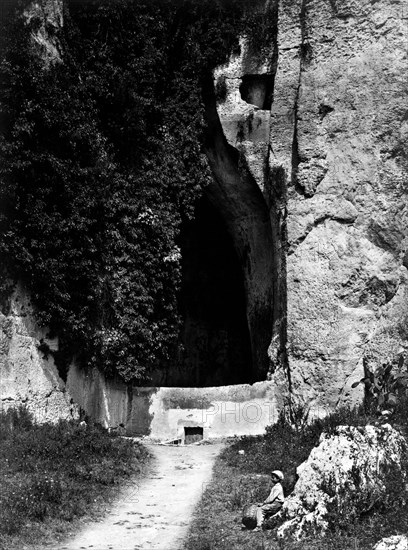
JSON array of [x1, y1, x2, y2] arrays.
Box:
[[184, 426, 204, 445]]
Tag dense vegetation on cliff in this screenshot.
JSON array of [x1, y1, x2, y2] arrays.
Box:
[[0, 0, 273, 382]]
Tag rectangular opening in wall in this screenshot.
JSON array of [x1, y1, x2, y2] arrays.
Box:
[[184, 426, 203, 445]]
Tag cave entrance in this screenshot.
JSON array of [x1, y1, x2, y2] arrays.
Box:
[[184, 426, 204, 445], [176, 196, 253, 387]]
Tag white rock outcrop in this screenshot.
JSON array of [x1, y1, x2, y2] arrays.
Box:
[[373, 535, 408, 550], [23, 0, 63, 68], [0, 285, 78, 422], [277, 425, 408, 540]]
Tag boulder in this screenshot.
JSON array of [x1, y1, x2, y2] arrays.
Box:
[[277, 424, 408, 540], [373, 535, 408, 550]]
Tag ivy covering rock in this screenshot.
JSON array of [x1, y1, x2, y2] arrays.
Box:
[[0, 0, 272, 382]]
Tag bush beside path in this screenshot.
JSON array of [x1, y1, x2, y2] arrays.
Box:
[[0, 408, 150, 550]]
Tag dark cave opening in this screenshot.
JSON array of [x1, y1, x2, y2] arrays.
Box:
[[151, 75, 277, 388], [184, 426, 204, 444], [239, 74, 274, 110], [176, 196, 253, 387]]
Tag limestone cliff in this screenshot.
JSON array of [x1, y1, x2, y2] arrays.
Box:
[[0, 0, 407, 426], [0, 285, 78, 421], [215, 0, 408, 412]]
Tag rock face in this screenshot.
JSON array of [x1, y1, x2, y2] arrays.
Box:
[[279, 0, 408, 413], [0, 286, 79, 422], [67, 365, 280, 438], [373, 535, 408, 550], [23, 0, 63, 67], [215, 0, 408, 412], [276, 424, 408, 540], [212, 34, 284, 384], [0, 0, 407, 424]]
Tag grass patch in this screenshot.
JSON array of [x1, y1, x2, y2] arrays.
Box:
[[184, 406, 408, 550], [0, 407, 150, 550]]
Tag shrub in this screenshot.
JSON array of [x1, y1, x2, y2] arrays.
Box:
[[0, 407, 150, 543], [352, 355, 408, 415]]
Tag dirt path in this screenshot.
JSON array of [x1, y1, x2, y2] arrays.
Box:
[[56, 443, 224, 550]]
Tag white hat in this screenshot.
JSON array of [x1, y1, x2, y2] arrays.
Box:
[[271, 470, 284, 481]]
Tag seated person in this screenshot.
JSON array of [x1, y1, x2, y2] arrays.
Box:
[[255, 470, 284, 530]]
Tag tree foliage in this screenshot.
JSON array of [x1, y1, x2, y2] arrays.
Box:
[[0, 0, 273, 382]]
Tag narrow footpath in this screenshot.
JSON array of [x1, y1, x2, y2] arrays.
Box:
[[56, 443, 224, 550]]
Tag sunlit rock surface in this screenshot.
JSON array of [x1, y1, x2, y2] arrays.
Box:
[[0, 285, 78, 421], [276, 424, 408, 540], [373, 535, 408, 550], [275, 0, 408, 413], [216, 0, 408, 412], [23, 0, 63, 67]]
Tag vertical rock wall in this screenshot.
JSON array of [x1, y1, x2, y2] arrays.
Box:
[[215, 0, 408, 412], [0, 286, 78, 421], [279, 0, 407, 411], [202, 69, 276, 381]]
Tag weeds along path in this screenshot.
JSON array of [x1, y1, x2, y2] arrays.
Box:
[[56, 442, 224, 550]]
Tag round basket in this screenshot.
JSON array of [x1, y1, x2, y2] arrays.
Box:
[[242, 504, 258, 530]]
